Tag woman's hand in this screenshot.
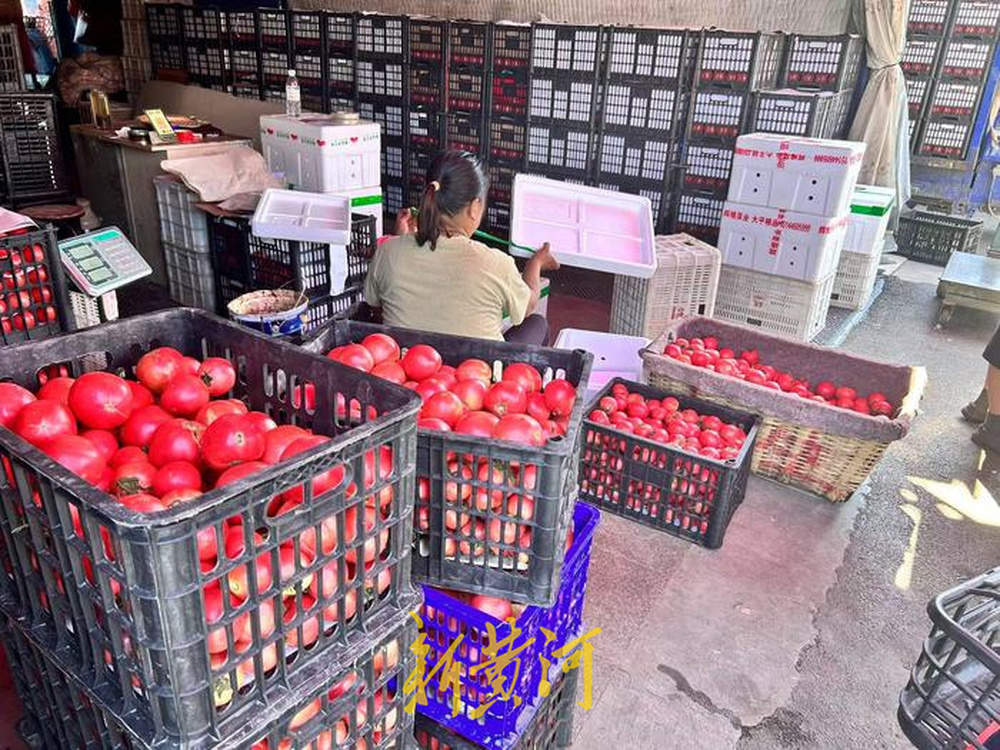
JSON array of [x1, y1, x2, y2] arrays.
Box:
[[394, 208, 417, 235], [534, 242, 560, 272]]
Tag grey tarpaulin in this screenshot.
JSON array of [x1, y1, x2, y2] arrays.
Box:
[[848, 0, 911, 216]]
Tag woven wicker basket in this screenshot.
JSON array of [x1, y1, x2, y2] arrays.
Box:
[[641, 316, 927, 502]]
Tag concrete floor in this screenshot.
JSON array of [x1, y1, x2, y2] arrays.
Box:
[[572, 260, 1000, 749]]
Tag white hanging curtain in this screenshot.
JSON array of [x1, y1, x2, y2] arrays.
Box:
[[848, 0, 911, 214]]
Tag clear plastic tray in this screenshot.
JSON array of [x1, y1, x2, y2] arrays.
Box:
[[251, 188, 351, 244]]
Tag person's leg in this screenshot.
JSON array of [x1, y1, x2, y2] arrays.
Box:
[[973, 326, 1000, 450], [963, 373, 989, 423], [503, 314, 549, 346]]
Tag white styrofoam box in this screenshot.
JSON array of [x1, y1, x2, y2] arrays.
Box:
[[728, 132, 866, 217], [509, 174, 657, 279], [260, 112, 381, 193], [718, 202, 848, 282], [251, 189, 352, 244], [844, 184, 894, 256], [501, 278, 550, 332], [154, 175, 209, 253], [333, 185, 384, 236], [554, 328, 649, 400]]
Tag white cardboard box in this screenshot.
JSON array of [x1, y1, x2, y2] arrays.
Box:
[[718, 201, 848, 282], [260, 113, 381, 193], [728, 133, 866, 217], [844, 184, 894, 256]]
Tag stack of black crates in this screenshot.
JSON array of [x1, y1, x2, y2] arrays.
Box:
[[407, 19, 448, 208], [445, 20, 490, 196], [180, 6, 227, 91], [906, 0, 1000, 160], [0, 93, 70, 206]]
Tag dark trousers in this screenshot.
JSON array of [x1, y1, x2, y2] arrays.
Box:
[[503, 314, 549, 346], [986, 325, 1000, 368]]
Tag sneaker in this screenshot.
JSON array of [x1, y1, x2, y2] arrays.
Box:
[[972, 418, 1000, 453], [963, 389, 989, 424]]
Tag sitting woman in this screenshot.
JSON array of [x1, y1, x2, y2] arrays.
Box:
[[364, 150, 558, 345]]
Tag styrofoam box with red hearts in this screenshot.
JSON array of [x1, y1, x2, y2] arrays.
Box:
[[718, 201, 848, 282], [728, 133, 866, 217]]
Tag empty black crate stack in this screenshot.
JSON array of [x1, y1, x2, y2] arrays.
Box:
[[291, 10, 326, 112], [597, 27, 696, 233], [407, 19, 448, 207], [227, 9, 262, 100], [326, 12, 356, 111], [146, 2, 183, 75], [0, 93, 70, 206], [258, 8, 292, 103], [180, 7, 227, 92], [446, 21, 489, 159]]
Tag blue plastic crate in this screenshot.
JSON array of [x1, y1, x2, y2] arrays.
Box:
[[416, 502, 600, 749]]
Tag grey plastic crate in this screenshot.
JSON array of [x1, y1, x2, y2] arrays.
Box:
[[162, 241, 216, 311], [752, 89, 835, 138]]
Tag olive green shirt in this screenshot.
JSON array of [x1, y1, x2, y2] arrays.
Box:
[[364, 234, 531, 341]]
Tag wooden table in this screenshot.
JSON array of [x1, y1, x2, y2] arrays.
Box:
[[69, 125, 251, 286], [937, 251, 1000, 325]]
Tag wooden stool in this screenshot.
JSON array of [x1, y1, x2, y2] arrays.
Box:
[[20, 203, 85, 239]]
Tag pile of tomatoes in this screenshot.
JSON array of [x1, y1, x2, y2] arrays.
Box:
[[0, 239, 58, 337], [662, 335, 896, 416], [326, 333, 578, 447]]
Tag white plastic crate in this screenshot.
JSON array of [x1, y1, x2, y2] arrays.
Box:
[[554, 328, 649, 400], [154, 175, 209, 253], [728, 133, 866, 217], [610, 233, 721, 339], [510, 174, 657, 278], [830, 249, 880, 311], [251, 188, 352, 244], [844, 184, 894, 256], [163, 241, 217, 311], [713, 266, 834, 341]]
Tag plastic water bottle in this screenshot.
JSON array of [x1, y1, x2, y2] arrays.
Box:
[[285, 69, 301, 117]]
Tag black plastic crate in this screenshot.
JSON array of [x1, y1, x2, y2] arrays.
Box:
[[952, 0, 1000, 36], [605, 27, 696, 81], [485, 199, 512, 237], [929, 79, 983, 117], [181, 6, 224, 44], [446, 112, 486, 155], [358, 95, 407, 141], [488, 160, 519, 205], [908, 0, 953, 35], [489, 118, 527, 162], [917, 116, 976, 159], [579, 379, 759, 548], [186, 45, 228, 90], [227, 9, 258, 49], [696, 30, 785, 89], [0, 94, 70, 205], [939, 37, 994, 79], [902, 35, 943, 75], [409, 109, 444, 151], [410, 18, 447, 63], [681, 142, 734, 195], [594, 130, 677, 186], [293, 50, 325, 105], [826, 88, 853, 139], [410, 62, 444, 108], [597, 178, 672, 231], [526, 121, 593, 177], [907, 75, 933, 119], [493, 23, 532, 70], [751, 89, 834, 138], [451, 20, 489, 66], [897, 210, 983, 264], [531, 23, 603, 74], [356, 14, 408, 60], [303, 321, 594, 605], [780, 33, 862, 91], [290, 10, 323, 52], [383, 179, 406, 218], [491, 68, 530, 117], [0, 228, 70, 345], [898, 567, 1000, 750], [229, 48, 262, 98], [686, 87, 752, 143], [327, 56, 355, 102], [602, 80, 688, 135], [0, 309, 420, 747], [261, 49, 292, 87], [150, 39, 184, 72], [356, 59, 406, 99], [300, 287, 366, 339], [448, 66, 488, 113], [529, 74, 598, 123], [145, 2, 180, 38], [385, 139, 407, 182], [326, 11, 355, 56], [257, 8, 290, 52], [673, 189, 725, 243], [0, 93, 56, 129], [408, 148, 435, 189]]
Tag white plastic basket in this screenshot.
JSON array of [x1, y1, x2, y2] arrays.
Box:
[[610, 234, 721, 339], [163, 241, 217, 311], [154, 175, 210, 253], [713, 266, 834, 341], [830, 250, 880, 310], [554, 328, 649, 401]]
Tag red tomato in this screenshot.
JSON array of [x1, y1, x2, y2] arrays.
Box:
[[292, 383, 315, 411], [852, 397, 871, 415], [261, 424, 310, 464], [0, 382, 34, 427], [699, 430, 723, 449], [179, 357, 201, 376], [197, 357, 237, 397], [148, 419, 204, 468], [740, 349, 759, 366], [718, 424, 744, 447], [127, 380, 154, 409], [417, 417, 451, 431], [871, 400, 893, 416], [112, 461, 157, 497], [37, 376, 75, 404], [201, 414, 266, 472], [135, 347, 184, 394], [484, 381, 527, 417], [370, 360, 407, 384], [701, 415, 723, 432], [337, 343, 376, 372], [277, 436, 344, 508], [215, 461, 269, 488], [82, 429, 118, 463], [526, 391, 551, 422], [867, 392, 888, 405], [598, 396, 618, 414], [420, 391, 466, 427], [432, 365, 457, 389], [455, 358, 492, 385], [109, 445, 147, 468], [152, 461, 202, 496], [242, 411, 277, 434], [454, 410, 499, 437], [14, 400, 77, 446], [690, 351, 710, 367], [195, 399, 247, 426], [361, 333, 401, 365], [160, 487, 200, 507], [627, 400, 648, 419], [68, 372, 134, 430], [543, 379, 576, 417], [588, 409, 611, 425], [118, 493, 168, 514], [451, 379, 487, 411], [44, 434, 106, 484], [664, 343, 682, 358], [160, 374, 210, 418], [468, 594, 513, 620], [502, 362, 543, 394], [492, 414, 545, 446], [835, 386, 857, 402], [401, 344, 442, 381], [120, 405, 172, 448], [414, 378, 448, 403]]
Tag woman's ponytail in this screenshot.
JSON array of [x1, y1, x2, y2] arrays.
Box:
[[414, 151, 489, 251]]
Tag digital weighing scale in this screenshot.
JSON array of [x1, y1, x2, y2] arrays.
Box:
[[59, 227, 152, 296]]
